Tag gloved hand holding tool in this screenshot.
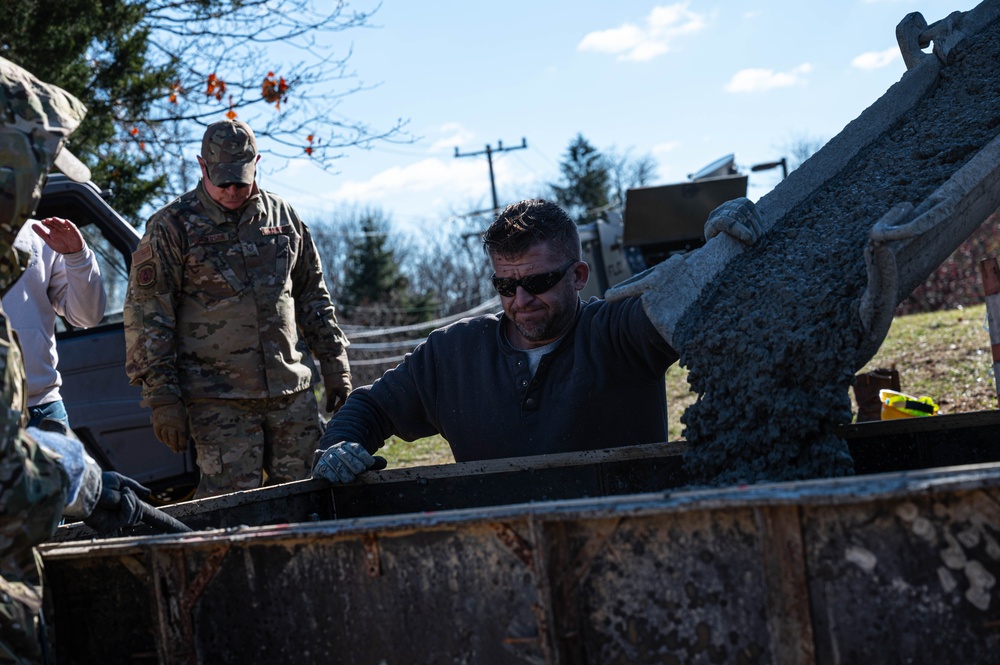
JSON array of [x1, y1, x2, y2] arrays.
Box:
[[30, 423, 192, 534], [85, 471, 192, 535], [82, 471, 151, 532]]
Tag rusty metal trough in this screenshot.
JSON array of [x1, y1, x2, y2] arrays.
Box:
[[42, 412, 1000, 664]]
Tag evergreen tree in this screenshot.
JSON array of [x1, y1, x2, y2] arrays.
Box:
[[342, 213, 405, 312], [339, 211, 435, 326], [1, 0, 173, 219], [1, 0, 407, 222], [550, 133, 612, 224]]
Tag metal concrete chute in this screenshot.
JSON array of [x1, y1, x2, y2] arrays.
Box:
[[858, 132, 1000, 365], [855, 1, 1000, 366], [608, 0, 1000, 358]]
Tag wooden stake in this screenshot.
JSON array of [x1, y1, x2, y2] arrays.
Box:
[[978, 257, 1000, 408]]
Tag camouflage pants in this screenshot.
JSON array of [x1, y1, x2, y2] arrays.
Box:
[[0, 576, 43, 665], [186, 390, 323, 499]]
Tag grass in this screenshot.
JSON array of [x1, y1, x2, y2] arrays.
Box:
[[377, 434, 453, 467], [378, 304, 998, 469], [855, 303, 996, 414]]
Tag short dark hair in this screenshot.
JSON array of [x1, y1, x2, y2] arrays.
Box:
[[482, 199, 581, 262]]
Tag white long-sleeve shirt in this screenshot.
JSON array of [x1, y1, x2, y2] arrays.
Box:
[[2, 223, 106, 406]]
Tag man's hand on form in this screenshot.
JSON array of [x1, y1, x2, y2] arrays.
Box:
[[312, 441, 377, 484]]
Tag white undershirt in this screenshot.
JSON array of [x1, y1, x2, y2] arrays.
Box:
[[522, 339, 560, 376]]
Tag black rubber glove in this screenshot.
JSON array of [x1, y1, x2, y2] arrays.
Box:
[[83, 471, 152, 533]]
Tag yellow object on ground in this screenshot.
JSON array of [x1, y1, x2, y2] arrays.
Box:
[[879, 389, 940, 419]]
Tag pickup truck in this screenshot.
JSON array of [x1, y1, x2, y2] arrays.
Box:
[[39, 174, 198, 500]]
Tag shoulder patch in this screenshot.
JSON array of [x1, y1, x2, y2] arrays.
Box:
[[132, 244, 153, 265], [136, 263, 156, 288], [260, 224, 292, 236]]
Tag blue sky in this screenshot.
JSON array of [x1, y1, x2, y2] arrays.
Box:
[[253, 0, 981, 236]]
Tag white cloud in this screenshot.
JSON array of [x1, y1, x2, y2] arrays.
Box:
[[322, 156, 533, 210], [851, 47, 900, 70], [724, 63, 814, 93], [651, 141, 681, 157], [428, 122, 476, 153], [577, 3, 707, 62], [329, 159, 475, 202]]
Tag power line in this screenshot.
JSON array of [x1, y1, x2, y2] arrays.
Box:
[[455, 138, 528, 213], [341, 296, 500, 338]]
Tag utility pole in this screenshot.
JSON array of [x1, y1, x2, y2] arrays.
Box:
[[455, 138, 528, 213]]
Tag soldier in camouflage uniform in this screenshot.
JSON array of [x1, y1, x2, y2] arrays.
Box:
[[0, 56, 149, 664], [124, 119, 352, 498]]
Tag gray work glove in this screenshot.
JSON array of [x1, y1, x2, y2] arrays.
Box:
[[150, 398, 189, 452], [312, 441, 379, 484], [324, 371, 352, 413], [703, 197, 763, 246], [82, 471, 151, 533]]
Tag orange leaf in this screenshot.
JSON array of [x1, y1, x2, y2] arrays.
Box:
[[205, 73, 227, 101], [129, 127, 139, 136], [225, 108, 238, 120], [168, 79, 183, 104], [261, 73, 290, 108]]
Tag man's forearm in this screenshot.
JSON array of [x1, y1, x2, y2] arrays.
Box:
[[319, 389, 392, 454], [58, 246, 106, 327]]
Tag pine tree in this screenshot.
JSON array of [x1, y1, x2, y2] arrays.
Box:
[[342, 213, 405, 313], [1, 0, 173, 219], [339, 211, 437, 327], [550, 133, 612, 224]]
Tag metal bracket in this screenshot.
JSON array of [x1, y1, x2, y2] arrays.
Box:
[[491, 521, 535, 571], [896, 12, 930, 70], [362, 533, 382, 578], [897, 10, 968, 70]]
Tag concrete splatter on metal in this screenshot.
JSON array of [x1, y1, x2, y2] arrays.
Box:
[[40, 464, 1000, 663]]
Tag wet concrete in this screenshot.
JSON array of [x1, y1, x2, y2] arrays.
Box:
[[674, 13, 1000, 486]]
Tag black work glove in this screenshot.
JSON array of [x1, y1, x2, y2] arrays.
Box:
[[83, 471, 152, 533]]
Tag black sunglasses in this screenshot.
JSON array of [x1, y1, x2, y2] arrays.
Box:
[[491, 260, 576, 298]]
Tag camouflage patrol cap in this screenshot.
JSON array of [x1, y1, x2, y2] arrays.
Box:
[[201, 119, 258, 187], [0, 56, 90, 183], [0, 56, 89, 290]]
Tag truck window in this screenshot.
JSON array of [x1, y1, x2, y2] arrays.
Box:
[[34, 178, 140, 332], [72, 222, 130, 327]]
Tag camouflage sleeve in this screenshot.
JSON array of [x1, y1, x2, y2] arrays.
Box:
[[0, 317, 67, 580], [290, 212, 350, 377], [123, 212, 186, 403]]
